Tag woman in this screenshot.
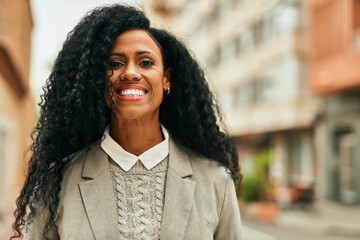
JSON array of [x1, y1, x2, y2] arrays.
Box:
[[12, 4, 242, 240]]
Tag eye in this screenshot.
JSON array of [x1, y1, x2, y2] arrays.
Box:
[[139, 59, 154, 67], [108, 60, 124, 69]]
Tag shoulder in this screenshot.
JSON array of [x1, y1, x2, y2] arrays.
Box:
[[64, 140, 101, 169], [62, 145, 89, 176], [173, 141, 232, 185], [191, 151, 232, 186], [61, 140, 102, 189]]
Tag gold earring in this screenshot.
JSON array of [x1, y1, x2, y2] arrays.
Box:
[[165, 87, 171, 95]]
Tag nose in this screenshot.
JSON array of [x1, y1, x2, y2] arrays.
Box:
[[120, 63, 141, 81]]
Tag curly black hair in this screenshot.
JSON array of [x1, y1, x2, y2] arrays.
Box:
[[12, 4, 241, 239]]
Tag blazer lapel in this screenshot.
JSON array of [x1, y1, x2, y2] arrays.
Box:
[[78, 143, 119, 239], [160, 139, 196, 240]]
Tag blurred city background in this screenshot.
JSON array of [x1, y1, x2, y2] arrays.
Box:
[[0, 0, 360, 239]]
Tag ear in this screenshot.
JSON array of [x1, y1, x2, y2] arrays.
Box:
[[163, 68, 172, 90]]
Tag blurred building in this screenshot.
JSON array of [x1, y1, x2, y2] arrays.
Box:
[[144, 0, 319, 205], [0, 0, 34, 237], [308, 0, 360, 204]]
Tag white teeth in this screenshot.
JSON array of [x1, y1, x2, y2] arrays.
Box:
[[120, 89, 145, 97]]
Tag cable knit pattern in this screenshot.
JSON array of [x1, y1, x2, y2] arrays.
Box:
[[110, 157, 168, 240]]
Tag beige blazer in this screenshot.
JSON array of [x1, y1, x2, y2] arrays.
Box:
[[26, 138, 242, 240]]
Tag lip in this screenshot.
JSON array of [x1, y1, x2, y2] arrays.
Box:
[[113, 84, 148, 101]]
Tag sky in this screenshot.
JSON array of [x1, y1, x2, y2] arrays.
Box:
[[30, 0, 140, 101]]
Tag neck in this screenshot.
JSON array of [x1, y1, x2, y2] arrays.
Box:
[[109, 116, 164, 156]]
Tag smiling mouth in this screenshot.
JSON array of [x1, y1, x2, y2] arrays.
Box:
[[116, 88, 147, 97]]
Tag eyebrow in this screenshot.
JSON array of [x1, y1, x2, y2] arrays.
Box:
[[109, 51, 156, 57]]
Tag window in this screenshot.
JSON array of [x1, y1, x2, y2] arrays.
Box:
[[332, 127, 359, 203], [253, 20, 264, 45], [338, 133, 358, 204], [289, 135, 303, 182], [237, 29, 255, 54], [232, 78, 275, 107], [253, 78, 274, 102], [221, 38, 238, 62], [267, 1, 300, 36], [233, 84, 253, 107], [207, 44, 221, 67], [220, 0, 239, 16], [207, 2, 220, 26]]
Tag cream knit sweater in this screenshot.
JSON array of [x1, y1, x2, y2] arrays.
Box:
[[110, 158, 168, 240]]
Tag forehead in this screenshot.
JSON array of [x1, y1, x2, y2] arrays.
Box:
[[111, 29, 162, 56]]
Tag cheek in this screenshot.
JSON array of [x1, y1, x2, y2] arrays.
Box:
[[143, 72, 165, 89]]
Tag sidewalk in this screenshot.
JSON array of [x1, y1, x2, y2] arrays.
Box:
[[242, 225, 276, 240], [274, 200, 360, 238]]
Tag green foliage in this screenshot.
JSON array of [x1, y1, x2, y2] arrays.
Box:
[[240, 174, 266, 202], [238, 149, 272, 202]]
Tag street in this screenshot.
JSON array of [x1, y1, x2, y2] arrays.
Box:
[[243, 219, 359, 240]]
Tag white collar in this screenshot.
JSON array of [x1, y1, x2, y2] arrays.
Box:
[[100, 125, 169, 171]]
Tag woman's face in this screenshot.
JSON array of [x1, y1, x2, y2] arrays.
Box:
[[105, 29, 170, 122]]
